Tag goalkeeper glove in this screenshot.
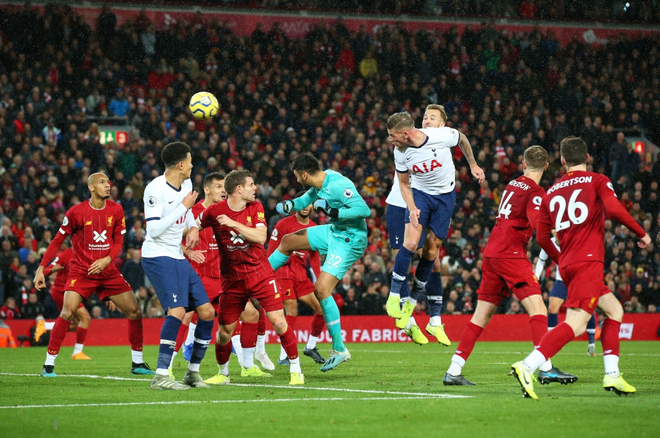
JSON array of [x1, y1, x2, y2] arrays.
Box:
[[276, 200, 294, 215], [313, 199, 339, 218]]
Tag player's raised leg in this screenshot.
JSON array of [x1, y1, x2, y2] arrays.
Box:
[[425, 257, 450, 346]]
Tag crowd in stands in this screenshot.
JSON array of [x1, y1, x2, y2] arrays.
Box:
[[0, 4, 659, 323]]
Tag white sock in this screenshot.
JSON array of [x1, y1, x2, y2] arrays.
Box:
[[156, 368, 169, 376], [218, 361, 229, 376], [523, 350, 546, 374], [45, 353, 57, 366], [389, 292, 400, 302], [45, 322, 55, 330], [289, 357, 301, 374], [231, 335, 243, 364], [604, 354, 620, 377], [131, 350, 144, 364], [184, 323, 196, 345], [539, 359, 553, 373], [256, 334, 266, 354], [243, 347, 255, 368], [169, 351, 178, 368], [405, 316, 417, 330], [188, 363, 200, 372], [447, 355, 465, 376], [72, 343, 84, 355], [279, 345, 287, 361], [429, 316, 442, 326], [306, 335, 319, 350]]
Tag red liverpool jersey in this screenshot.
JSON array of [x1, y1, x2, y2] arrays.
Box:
[[186, 200, 221, 278], [46, 248, 73, 295], [484, 176, 545, 259], [267, 215, 321, 280], [199, 200, 273, 281], [539, 171, 626, 267], [45, 200, 125, 277]]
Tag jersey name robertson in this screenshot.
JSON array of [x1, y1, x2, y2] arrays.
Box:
[[394, 127, 459, 195]]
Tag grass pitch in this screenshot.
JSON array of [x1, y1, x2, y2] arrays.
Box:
[[1, 341, 659, 438]]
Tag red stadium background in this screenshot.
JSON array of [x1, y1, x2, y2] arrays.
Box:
[[6, 313, 659, 346]]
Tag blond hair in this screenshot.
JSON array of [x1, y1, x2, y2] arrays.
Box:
[[425, 104, 448, 123], [523, 145, 548, 170]]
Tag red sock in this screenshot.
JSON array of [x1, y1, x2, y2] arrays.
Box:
[[174, 322, 188, 352], [538, 322, 575, 359], [75, 327, 88, 345], [279, 326, 299, 360], [601, 318, 621, 357], [257, 307, 266, 335], [240, 322, 258, 348], [47, 316, 69, 355], [311, 313, 325, 337], [455, 322, 484, 362], [233, 320, 242, 337], [128, 318, 143, 351], [191, 312, 199, 325], [285, 314, 297, 332], [216, 341, 232, 365], [529, 315, 548, 348]]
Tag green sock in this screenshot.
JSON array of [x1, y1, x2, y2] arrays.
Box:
[[320, 296, 345, 352], [268, 249, 290, 271]]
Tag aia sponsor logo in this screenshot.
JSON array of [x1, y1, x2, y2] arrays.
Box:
[[411, 159, 442, 174]]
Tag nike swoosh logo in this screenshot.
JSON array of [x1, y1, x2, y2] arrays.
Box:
[[406, 156, 412, 161], [168, 201, 174, 204], [522, 372, 530, 385]]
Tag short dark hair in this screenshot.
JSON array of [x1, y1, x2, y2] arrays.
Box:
[[560, 136, 588, 167], [161, 142, 191, 168], [291, 153, 320, 175], [224, 170, 252, 195], [204, 172, 225, 188]]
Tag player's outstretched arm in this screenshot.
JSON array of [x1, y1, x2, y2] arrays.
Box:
[[35, 227, 68, 290], [457, 132, 485, 184]]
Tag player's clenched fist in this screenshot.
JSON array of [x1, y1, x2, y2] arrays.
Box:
[[182, 191, 198, 209], [276, 200, 293, 215]]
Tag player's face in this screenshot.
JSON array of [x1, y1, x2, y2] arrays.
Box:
[[423, 109, 445, 128], [240, 177, 257, 202], [298, 204, 312, 218], [387, 129, 409, 148], [180, 153, 193, 179], [294, 170, 309, 188], [205, 179, 226, 204], [90, 174, 111, 199]]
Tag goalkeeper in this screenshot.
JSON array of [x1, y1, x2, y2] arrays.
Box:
[[269, 153, 370, 372]]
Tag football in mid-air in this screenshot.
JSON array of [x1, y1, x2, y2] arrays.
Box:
[[189, 91, 218, 119]]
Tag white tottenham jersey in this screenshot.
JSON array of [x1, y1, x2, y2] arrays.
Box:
[[142, 175, 196, 259], [394, 127, 460, 195], [385, 172, 406, 208]]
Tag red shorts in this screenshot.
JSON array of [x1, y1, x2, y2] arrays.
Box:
[[560, 261, 609, 314], [200, 275, 223, 311], [50, 287, 85, 312], [65, 271, 132, 301], [278, 277, 315, 301], [477, 257, 541, 305], [219, 273, 283, 325]]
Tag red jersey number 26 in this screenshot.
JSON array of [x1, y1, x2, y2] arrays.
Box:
[[549, 189, 588, 231]]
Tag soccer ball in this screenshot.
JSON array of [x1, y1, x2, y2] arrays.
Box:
[[189, 91, 218, 119]]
